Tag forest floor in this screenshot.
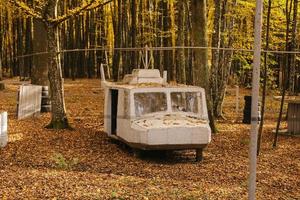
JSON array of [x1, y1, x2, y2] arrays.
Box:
[[0, 79, 299, 200]]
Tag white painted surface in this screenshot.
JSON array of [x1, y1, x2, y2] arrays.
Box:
[[104, 88, 111, 134], [0, 112, 8, 148], [123, 69, 164, 84], [102, 68, 211, 149], [17, 85, 42, 120], [249, 0, 263, 199], [115, 116, 211, 146], [118, 122, 208, 147]]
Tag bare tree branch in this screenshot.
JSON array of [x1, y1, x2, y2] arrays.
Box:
[[50, 0, 112, 25], [84, 0, 113, 11], [8, 0, 42, 20]]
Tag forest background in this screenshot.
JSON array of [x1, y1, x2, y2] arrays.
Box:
[[0, 1, 299, 198], [0, 0, 299, 121]]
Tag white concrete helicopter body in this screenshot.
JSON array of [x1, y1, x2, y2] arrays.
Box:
[[101, 65, 211, 160]]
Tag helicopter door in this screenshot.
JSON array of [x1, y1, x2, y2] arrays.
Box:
[[111, 89, 118, 135]]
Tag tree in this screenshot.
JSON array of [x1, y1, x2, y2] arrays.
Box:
[[161, 0, 173, 81], [0, 56, 2, 81], [9, 0, 112, 129], [111, 0, 122, 81], [130, 0, 137, 72], [210, 0, 237, 118], [190, 0, 217, 133], [190, 0, 208, 89], [289, 0, 298, 93], [31, 19, 49, 85], [211, 0, 222, 118], [175, 0, 186, 84], [24, 0, 33, 80], [274, 0, 298, 147]]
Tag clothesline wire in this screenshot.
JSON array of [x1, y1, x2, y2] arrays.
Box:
[[12, 46, 300, 59]]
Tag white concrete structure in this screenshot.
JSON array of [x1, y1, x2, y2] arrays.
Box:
[[0, 112, 8, 148], [17, 85, 42, 120], [101, 65, 211, 160]]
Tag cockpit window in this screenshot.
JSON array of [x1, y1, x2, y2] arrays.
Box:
[[134, 92, 167, 117], [171, 92, 200, 114]]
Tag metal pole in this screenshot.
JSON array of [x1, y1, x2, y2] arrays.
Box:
[[249, 0, 263, 199]]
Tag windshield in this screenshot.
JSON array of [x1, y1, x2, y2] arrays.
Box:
[[171, 92, 200, 114], [134, 92, 167, 117]]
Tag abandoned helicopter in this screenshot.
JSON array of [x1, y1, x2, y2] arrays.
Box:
[[101, 64, 211, 161]]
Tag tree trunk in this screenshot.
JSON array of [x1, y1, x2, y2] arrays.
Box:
[[121, 1, 129, 76], [175, 0, 186, 84], [11, 20, 18, 76], [289, 0, 298, 93], [162, 1, 173, 80], [17, 18, 25, 80], [274, 0, 293, 147], [191, 0, 217, 133], [130, 0, 137, 71], [24, 0, 33, 79], [211, 0, 221, 116], [185, 0, 193, 85], [214, 0, 236, 118], [44, 0, 69, 129], [157, 0, 164, 74], [112, 0, 121, 81], [89, 11, 96, 78], [191, 0, 208, 87], [0, 6, 2, 81], [31, 19, 49, 86], [0, 56, 3, 81], [97, 7, 107, 77]]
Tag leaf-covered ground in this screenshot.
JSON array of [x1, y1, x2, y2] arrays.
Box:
[[0, 79, 299, 199]]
